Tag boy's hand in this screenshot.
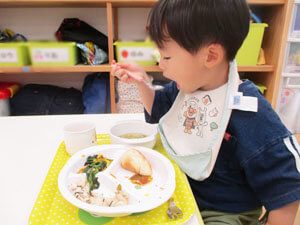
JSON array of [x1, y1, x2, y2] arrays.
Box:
[[111, 60, 147, 83], [111, 60, 155, 115]]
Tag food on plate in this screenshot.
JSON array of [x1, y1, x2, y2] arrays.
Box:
[[70, 174, 90, 202], [70, 174, 129, 207], [119, 133, 148, 139], [77, 154, 113, 191], [120, 148, 152, 176], [129, 174, 152, 186]]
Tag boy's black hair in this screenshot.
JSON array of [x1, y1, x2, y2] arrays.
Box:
[[148, 0, 250, 61]]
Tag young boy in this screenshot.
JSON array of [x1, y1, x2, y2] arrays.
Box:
[[112, 0, 300, 224]]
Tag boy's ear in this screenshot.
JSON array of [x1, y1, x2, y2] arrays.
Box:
[[203, 43, 225, 68]]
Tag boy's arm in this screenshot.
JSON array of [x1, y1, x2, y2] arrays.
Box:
[[111, 61, 155, 114], [137, 81, 155, 115], [266, 201, 299, 225]]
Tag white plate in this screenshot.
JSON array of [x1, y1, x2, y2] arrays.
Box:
[[58, 144, 176, 217]]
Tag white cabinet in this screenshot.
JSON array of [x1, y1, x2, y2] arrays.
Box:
[[277, 0, 300, 136]]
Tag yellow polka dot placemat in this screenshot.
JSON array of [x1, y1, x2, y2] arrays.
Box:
[[29, 134, 196, 225]]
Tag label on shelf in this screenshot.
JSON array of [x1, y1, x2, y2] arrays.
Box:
[[119, 47, 155, 61], [0, 49, 18, 62], [31, 48, 69, 62]]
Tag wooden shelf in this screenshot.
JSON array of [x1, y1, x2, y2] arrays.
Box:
[[142, 65, 275, 72], [0, 64, 275, 73], [295, 134, 300, 144], [247, 0, 285, 5], [0, 65, 161, 74], [237, 65, 275, 72], [110, 0, 158, 7], [0, 0, 292, 112], [0, 64, 111, 73], [0, 0, 106, 8], [0, 0, 286, 8]]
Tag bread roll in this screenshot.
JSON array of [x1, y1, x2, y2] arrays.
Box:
[[120, 148, 152, 176]]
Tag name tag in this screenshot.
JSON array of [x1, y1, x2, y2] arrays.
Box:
[[229, 92, 258, 112], [31, 48, 69, 62], [0, 49, 18, 62]]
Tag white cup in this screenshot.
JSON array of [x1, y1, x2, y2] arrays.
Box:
[[63, 121, 97, 155]]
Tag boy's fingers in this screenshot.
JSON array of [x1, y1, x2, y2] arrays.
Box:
[[111, 62, 120, 76], [114, 69, 123, 79], [111, 65, 117, 75], [117, 63, 131, 70], [120, 74, 130, 82], [112, 64, 141, 83], [116, 69, 132, 81], [127, 71, 143, 81]]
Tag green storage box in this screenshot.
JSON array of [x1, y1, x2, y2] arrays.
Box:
[[0, 42, 30, 66], [27, 41, 78, 66], [236, 23, 268, 66], [114, 41, 157, 66]]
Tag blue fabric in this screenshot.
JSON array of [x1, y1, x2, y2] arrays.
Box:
[[82, 72, 111, 114], [145, 79, 300, 213]]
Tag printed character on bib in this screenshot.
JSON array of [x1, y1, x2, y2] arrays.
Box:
[[182, 100, 198, 134]]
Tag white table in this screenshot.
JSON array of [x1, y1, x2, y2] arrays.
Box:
[[0, 114, 203, 225]]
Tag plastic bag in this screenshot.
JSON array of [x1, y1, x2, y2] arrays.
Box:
[[0, 29, 27, 42], [76, 42, 108, 65], [56, 18, 108, 53]]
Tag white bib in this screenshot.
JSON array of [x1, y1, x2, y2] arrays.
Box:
[[158, 61, 240, 181]]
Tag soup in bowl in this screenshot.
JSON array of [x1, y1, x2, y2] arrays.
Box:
[[109, 120, 158, 149]]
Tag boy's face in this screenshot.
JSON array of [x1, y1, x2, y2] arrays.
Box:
[[158, 39, 223, 93]]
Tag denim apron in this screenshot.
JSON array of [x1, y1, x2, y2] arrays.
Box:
[[158, 61, 240, 181]]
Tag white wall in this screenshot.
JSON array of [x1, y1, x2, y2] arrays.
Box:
[[0, 8, 108, 40], [0, 8, 151, 89], [118, 8, 151, 41]]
